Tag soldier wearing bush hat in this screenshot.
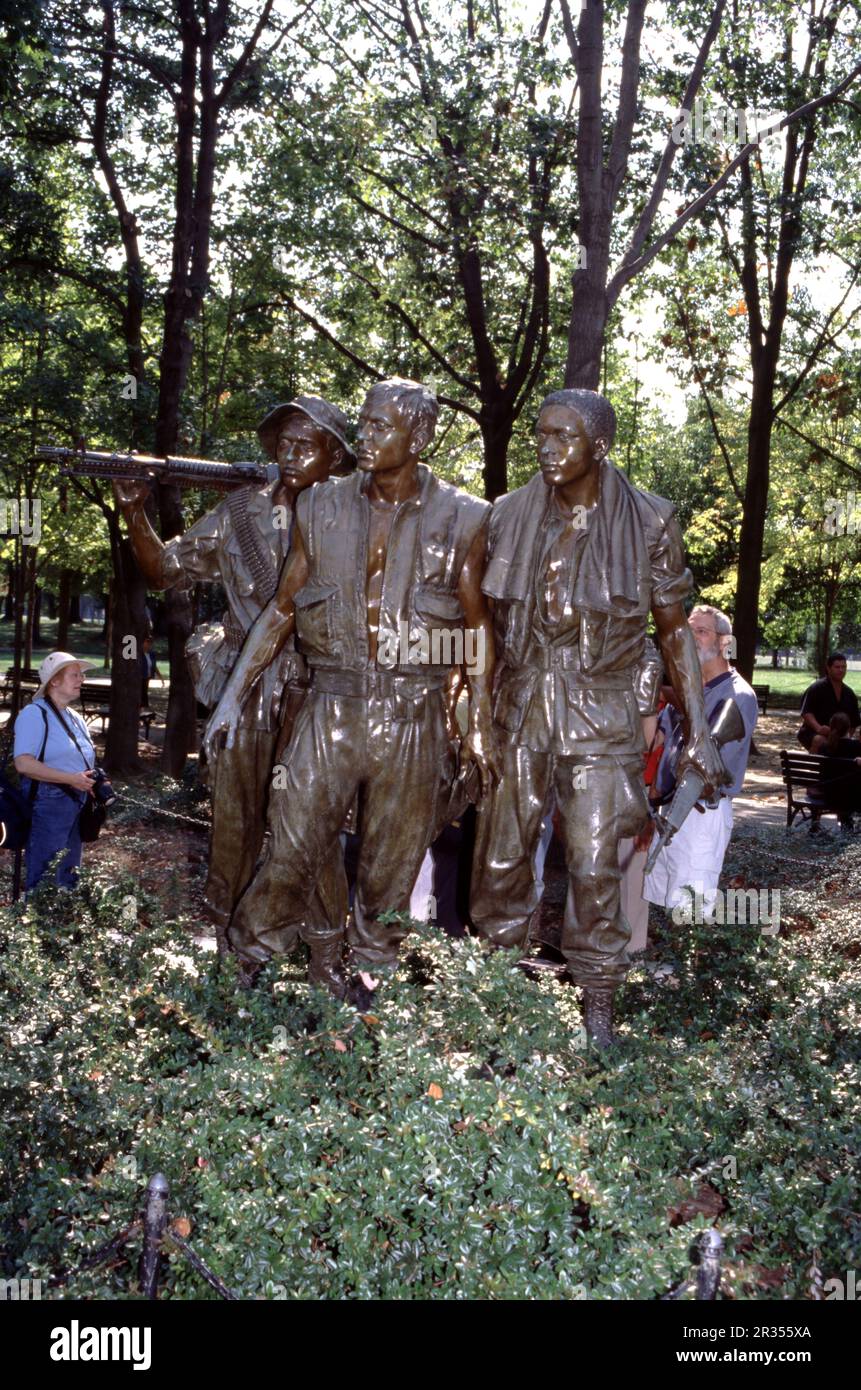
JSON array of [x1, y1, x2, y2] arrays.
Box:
[[113, 393, 354, 974], [257, 396, 356, 473]]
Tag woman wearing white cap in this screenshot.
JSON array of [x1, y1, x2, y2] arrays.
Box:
[[12, 652, 98, 890]]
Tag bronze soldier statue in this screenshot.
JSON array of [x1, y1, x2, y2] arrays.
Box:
[[205, 377, 498, 993], [113, 397, 353, 963], [470, 388, 725, 1048]]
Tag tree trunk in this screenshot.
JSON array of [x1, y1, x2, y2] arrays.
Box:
[[104, 529, 147, 776], [480, 408, 515, 501], [102, 586, 112, 668], [23, 551, 37, 669], [10, 540, 25, 717], [4, 564, 14, 621], [69, 592, 81, 625], [733, 371, 776, 680], [57, 569, 72, 649], [564, 273, 609, 390], [819, 578, 839, 674], [32, 585, 42, 645]]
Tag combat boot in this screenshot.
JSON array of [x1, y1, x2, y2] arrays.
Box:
[[582, 986, 616, 1051], [307, 933, 347, 999]]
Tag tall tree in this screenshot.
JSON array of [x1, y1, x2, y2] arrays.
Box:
[[13, 0, 281, 772], [656, 0, 861, 675]]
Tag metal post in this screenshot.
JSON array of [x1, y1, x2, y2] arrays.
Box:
[[138, 1173, 170, 1299], [696, 1228, 723, 1300]]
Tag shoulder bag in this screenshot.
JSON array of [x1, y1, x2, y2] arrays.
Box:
[[0, 706, 49, 850], [45, 697, 107, 843]]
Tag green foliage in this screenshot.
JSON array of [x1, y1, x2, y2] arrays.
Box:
[[1, 849, 858, 1300]]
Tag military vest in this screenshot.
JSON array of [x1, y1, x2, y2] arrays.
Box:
[[293, 464, 490, 678]]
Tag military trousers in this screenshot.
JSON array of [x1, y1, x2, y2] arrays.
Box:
[[204, 728, 277, 939], [228, 684, 453, 968], [206, 721, 346, 955], [470, 743, 649, 989]]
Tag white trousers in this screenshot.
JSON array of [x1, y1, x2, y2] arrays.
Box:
[[643, 798, 734, 919]]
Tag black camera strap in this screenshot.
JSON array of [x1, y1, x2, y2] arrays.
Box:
[[43, 696, 95, 803]]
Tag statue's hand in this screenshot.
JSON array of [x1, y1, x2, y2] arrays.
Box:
[[461, 715, 501, 799], [680, 728, 729, 801], [112, 478, 153, 511], [204, 691, 243, 762]]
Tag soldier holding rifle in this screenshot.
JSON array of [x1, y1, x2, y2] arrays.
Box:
[[110, 398, 353, 971], [205, 378, 498, 995]]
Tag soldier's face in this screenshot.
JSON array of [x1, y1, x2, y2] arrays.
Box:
[[355, 396, 416, 474], [276, 415, 335, 489], [536, 405, 601, 486]]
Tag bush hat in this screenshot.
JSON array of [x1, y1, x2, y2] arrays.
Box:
[[257, 396, 356, 468], [35, 651, 96, 701]]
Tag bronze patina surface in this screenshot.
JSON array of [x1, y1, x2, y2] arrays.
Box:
[[206, 378, 499, 988], [114, 397, 353, 943], [470, 388, 725, 1044]]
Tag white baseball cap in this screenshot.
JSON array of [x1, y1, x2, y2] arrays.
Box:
[[35, 651, 96, 700]]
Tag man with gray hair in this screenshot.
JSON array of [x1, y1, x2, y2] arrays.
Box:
[[642, 603, 758, 921]]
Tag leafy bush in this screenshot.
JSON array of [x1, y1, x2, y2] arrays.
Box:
[[1, 848, 859, 1300]]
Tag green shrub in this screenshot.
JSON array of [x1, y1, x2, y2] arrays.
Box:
[[1, 848, 859, 1300]]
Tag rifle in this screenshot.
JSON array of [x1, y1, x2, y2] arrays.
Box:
[[644, 697, 745, 874], [37, 446, 278, 490]]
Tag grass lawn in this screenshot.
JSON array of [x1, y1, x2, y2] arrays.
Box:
[[0, 620, 169, 674], [750, 665, 818, 695], [0, 619, 842, 713]]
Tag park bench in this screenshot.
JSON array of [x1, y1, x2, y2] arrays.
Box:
[[1, 675, 154, 741], [0, 667, 41, 707], [779, 749, 857, 830], [78, 681, 155, 740], [752, 683, 770, 714]]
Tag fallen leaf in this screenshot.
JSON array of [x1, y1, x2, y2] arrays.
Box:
[[87, 1069, 104, 1081], [333, 1039, 348, 1053], [171, 1217, 192, 1238], [360, 1014, 380, 1026], [427, 1083, 443, 1100], [196, 1156, 208, 1169], [668, 1181, 726, 1227]]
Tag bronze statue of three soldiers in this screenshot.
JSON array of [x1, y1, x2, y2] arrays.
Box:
[[119, 380, 722, 1048]]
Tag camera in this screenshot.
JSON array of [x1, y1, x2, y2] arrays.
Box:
[[91, 767, 118, 807]]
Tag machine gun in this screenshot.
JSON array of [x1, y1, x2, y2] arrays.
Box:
[[645, 696, 745, 874], [37, 445, 278, 490]]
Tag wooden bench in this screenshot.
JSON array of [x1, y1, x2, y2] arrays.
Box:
[[779, 749, 858, 830], [0, 667, 40, 706], [78, 682, 155, 740], [752, 683, 770, 714], [1, 673, 154, 741]]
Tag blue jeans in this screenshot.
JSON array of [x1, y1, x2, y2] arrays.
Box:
[[24, 782, 85, 891]]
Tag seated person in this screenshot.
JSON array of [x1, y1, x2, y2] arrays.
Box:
[[798, 653, 860, 749], [813, 712, 861, 827]]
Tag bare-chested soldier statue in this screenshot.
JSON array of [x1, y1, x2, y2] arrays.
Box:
[[206, 378, 498, 994]]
